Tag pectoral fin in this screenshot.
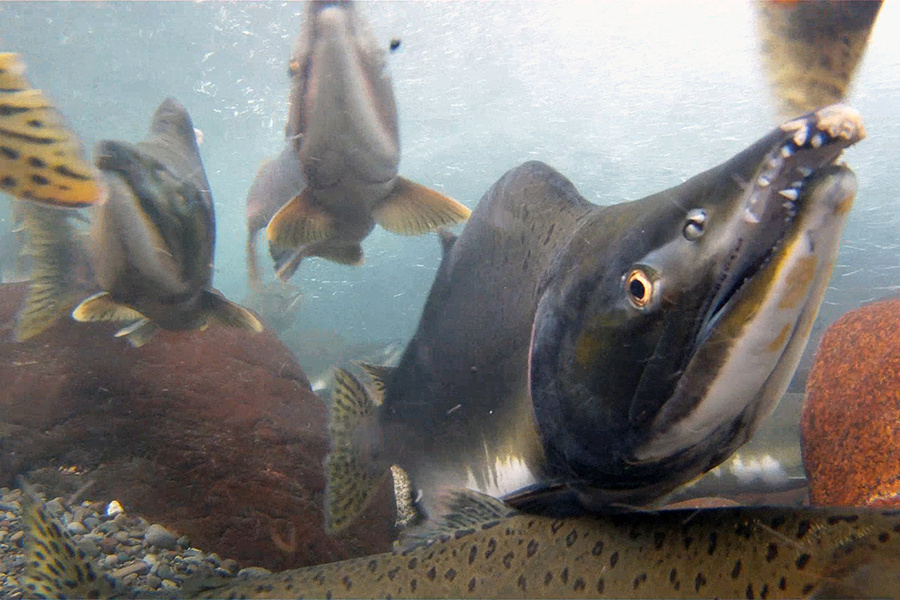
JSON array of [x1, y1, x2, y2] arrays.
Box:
[[114, 318, 159, 347], [201, 290, 264, 332], [72, 291, 145, 323], [266, 188, 335, 249], [373, 177, 471, 235]]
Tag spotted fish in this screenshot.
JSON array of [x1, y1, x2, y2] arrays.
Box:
[[262, 1, 471, 282], [21, 486, 900, 599], [0, 52, 100, 208], [324, 104, 865, 532]]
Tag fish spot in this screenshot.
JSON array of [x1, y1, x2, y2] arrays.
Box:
[[468, 577, 476, 592], [54, 164, 91, 181], [736, 522, 754, 540], [560, 567, 569, 584], [633, 573, 647, 590], [551, 520, 565, 534], [778, 576, 787, 590], [746, 582, 755, 599], [28, 156, 46, 169], [426, 566, 436, 581], [609, 551, 619, 568], [707, 532, 718, 555], [766, 543, 779, 562], [313, 570, 325, 585], [485, 538, 497, 559], [573, 576, 585, 591], [408, 557, 418, 569], [27, 119, 44, 128], [683, 535, 693, 550], [410, 578, 417, 593], [502, 551, 515, 568], [367, 559, 378, 573], [1, 176, 17, 188], [827, 514, 859, 525], [387, 566, 400, 580], [543, 224, 555, 245], [628, 527, 641, 540], [591, 540, 604, 556], [878, 531, 891, 543], [654, 531, 666, 550], [468, 545, 477, 564], [565, 529, 578, 547], [731, 559, 742, 578], [325, 590, 332, 600], [0, 146, 18, 160], [760, 582, 770, 599], [770, 515, 786, 529], [796, 520, 811, 538], [444, 568, 457, 581], [669, 568, 677, 584], [341, 575, 352, 590], [31, 174, 50, 185], [801, 583, 815, 595], [527, 539, 538, 557], [694, 573, 707, 592], [517, 574, 527, 591], [544, 571, 553, 586], [795, 553, 811, 570]]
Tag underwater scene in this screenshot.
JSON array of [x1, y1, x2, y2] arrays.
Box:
[[0, 1, 898, 598]]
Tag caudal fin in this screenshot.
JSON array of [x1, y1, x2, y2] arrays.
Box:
[[373, 177, 471, 235], [324, 367, 388, 533], [21, 483, 119, 598], [0, 53, 99, 207]]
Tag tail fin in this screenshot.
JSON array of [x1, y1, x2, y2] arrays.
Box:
[[21, 483, 119, 598], [15, 203, 83, 341], [324, 367, 388, 533]]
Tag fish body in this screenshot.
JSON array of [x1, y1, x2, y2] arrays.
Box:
[[70, 98, 262, 346], [23, 487, 900, 599], [325, 105, 864, 531], [263, 1, 470, 281]]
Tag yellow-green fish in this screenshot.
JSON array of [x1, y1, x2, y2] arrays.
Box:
[[262, 1, 471, 282], [0, 52, 100, 208], [21, 486, 900, 599]]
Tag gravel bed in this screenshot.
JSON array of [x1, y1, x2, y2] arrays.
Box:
[[0, 486, 270, 598]]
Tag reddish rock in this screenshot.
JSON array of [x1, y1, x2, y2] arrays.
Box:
[[801, 296, 900, 507], [0, 282, 395, 570]]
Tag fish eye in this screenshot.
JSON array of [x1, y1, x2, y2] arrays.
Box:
[[683, 209, 707, 241], [625, 268, 654, 309]]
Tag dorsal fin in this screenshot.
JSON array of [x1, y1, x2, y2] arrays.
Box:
[[357, 361, 395, 406], [399, 489, 518, 549], [146, 97, 201, 158]]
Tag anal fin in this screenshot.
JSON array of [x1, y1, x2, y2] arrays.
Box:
[[373, 177, 471, 235], [201, 290, 264, 332], [325, 368, 387, 533], [266, 188, 335, 249]]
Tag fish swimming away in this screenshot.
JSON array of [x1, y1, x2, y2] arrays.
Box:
[[0, 52, 100, 208], [21, 485, 900, 598], [324, 104, 865, 532], [262, 1, 471, 282], [755, 0, 882, 120], [61, 98, 264, 346]]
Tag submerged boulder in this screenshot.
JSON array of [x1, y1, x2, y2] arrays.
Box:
[[0, 282, 395, 571], [801, 296, 900, 507]]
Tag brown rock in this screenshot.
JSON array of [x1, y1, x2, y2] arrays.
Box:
[[0, 282, 395, 570], [801, 296, 900, 507]]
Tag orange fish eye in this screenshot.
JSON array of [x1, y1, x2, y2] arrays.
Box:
[[625, 268, 654, 309]]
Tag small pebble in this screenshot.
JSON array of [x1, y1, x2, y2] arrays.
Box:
[[161, 579, 179, 590], [115, 531, 130, 543], [221, 558, 240, 574], [176, 535, 190, 548], [110, 560, 151, 579], [99, 537, 118, 555], [83, 516, 100, 529], [157, 564, 175, 580], [9, 531, 23, 545], [77, 538, 101, 558], [106, 500, 124, 517], [145, 524, 178, 550], [45, 499, 64, 516], [103, 554, 120, 568], [146, 574, 162, 589], [67, 520, 87, 535]]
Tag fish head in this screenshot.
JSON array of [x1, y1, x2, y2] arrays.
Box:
[[528, 105, 863, 506], [91, 102, 216, 328], [286, 1, 400, 193]]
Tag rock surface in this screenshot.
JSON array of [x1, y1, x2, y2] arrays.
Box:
[[801, 296, 900, 507], [0, 282, 395, 571]]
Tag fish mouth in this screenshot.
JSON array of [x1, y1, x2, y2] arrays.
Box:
[[696, 104, 865, 347]]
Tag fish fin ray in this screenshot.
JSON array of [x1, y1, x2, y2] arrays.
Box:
[[72, 291, 145, 323], [0, 53, 100, 207], [373, 177, 471, 235], [21, 481, 119, 598], [399, 489, 518, 549], [114, 318, 158, 347], [14, 204, 82, 341], [201, 290, 264, 332], [266, 188, 334, 249], [357, 361, 395, 406], [316, 243, 364, 266], [325, 367, 385, 533]]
